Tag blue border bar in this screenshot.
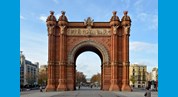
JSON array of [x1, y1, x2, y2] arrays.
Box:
[[159, 0, 178, 97], [0, 0, 20, 97]]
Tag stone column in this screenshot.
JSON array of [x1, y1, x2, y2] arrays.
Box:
[[121, 26, 131, 91], [57, 26, 67, 91], [55, 31, 60, 89], [109, 11, 120, 91], [46, 21, 56, 91], [121, 11, 132, 91], [109, 26, 120, 91], [57, 11, 68, 91], [102, 63, 111, 90], [66, 64, 75, 90]]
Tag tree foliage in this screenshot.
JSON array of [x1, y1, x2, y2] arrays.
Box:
[[76, 71, 86, 84], [130, 75, 137, 85], [38, 69, 47, 85], [25, 72, 36, 85], [90, 73, 101, 85]]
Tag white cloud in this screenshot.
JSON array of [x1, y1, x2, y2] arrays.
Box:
[[130, 41, 158, 53], [20, 15, 25, 20], [134, 0, 144, 13], [52, 0, 59, 4], [20, 28, 48, 65], [136, 12, 158, 31], [39, 16, 47, 22], [149, 15, 158, 30], [132, 0, 158, 31], [124, 0, 131, 9], [137, 13, 147, 22], [130, 41, 158, 72], [76, 52, 101, 78]]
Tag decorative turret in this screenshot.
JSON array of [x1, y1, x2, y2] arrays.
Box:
[[110, 11, 120, 26], [46, 11, 57, 26], [58, 11, 68, 26], [121, 11, 131, 26]]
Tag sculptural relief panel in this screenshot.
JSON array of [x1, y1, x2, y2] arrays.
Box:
[[67, 28, 111, 36]]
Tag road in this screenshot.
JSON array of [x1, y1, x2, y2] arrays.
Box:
[[20, 87, 158, 97]]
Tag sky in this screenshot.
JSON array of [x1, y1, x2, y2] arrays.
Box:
[[20, 0, 158, 78]]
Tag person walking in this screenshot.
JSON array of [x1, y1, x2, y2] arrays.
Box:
[[144, 87, 151, 97], [90, 84, 93, 89], [78, 84, 80, 90], [40, 86, 43, 92]]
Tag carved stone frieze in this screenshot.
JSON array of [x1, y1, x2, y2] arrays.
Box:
[[67, 28, 111, 36]]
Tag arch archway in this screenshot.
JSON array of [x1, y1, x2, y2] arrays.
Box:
[[76, 51, 101, 79], [75, 52, 101, 90], [67, 40, 109, 90], [45, 11, 132, 91]]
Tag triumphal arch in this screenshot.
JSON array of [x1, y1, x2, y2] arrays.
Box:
[[45, 10, 131, 91]]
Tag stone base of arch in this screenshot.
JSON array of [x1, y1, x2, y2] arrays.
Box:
[[45, 82, 56, 91], [45, 86, 56, 91], [57, 79, 67, 91], [121, 84, 132, 91], [109, 80, 121, 91]]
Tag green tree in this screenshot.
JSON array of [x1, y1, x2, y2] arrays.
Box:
[[130, 75, 137, 87], [90, 73, 101, 86], [25, 72, 35, 85], [76, 71, 86, 84], [38, 69, 48, 85]]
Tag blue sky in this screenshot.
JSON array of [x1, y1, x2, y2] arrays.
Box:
[[20, 0, 158, 78]]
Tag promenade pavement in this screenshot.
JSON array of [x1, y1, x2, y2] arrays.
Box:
[[21, 87, 158, 97]]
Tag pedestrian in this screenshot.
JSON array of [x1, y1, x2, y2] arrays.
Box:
[[144, 87, 151, 97], [90, 84, 93, 89], [40, 86, 43, 92], [78, 84, 80, 90], [131, 86, 133, 92]]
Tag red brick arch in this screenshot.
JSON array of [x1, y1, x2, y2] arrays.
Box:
[[67, 40, 110, 65], [45, 11, 132, 91]]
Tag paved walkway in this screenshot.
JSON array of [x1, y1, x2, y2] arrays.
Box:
[[21, 88, 158, 97]]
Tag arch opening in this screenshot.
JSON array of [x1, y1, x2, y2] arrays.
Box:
[[66, 40, 110, 91], [74, 45, 103, 65], [67, 40, 110, 90], [75, 51, 101, 90]]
